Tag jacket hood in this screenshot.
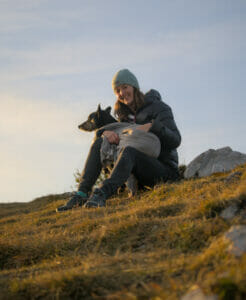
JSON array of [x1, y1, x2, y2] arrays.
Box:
[[144, 89, 162, 105]]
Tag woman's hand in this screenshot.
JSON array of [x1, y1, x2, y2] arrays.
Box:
[[102, 130, 120, 144], [136, 123, 152, 132]]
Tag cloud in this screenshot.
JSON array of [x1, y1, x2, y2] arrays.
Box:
[[0, 0, 102, 34], [0, 0, 47, 33], [1, 18, 245, 83]]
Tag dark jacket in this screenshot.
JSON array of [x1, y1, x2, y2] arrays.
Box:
[[124, 89, 181, 170]]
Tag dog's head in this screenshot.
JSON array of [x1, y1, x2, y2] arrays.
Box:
[[78, 104, 112, 132]]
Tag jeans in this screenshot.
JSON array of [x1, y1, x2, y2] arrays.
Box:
[[78, 137, 178, 197]]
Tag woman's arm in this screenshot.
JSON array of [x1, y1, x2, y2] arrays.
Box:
[[149, 106, 181, 149], [102, 130, 119, 144]]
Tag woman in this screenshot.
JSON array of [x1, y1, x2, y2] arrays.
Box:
[[57, 69, 181, 211]]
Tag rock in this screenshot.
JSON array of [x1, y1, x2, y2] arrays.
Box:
[[181, 285, 218, 300], [223, 171, 242, 183], [224, 225, 246, 257], [151, 225, 158, 232], [239, 208, 246, 219], [184, 147, 246, 179], [220, 204, 239, 220]]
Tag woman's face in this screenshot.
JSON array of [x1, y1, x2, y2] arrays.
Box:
[[114, 84, 134, 107]]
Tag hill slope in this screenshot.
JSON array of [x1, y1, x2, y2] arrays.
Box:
[[0, 165, 246, 299]]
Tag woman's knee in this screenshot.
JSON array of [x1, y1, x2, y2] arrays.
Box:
[[120, 146, 137, 157]]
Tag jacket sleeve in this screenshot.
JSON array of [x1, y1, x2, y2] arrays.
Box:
[[149, 104, 181, 150]]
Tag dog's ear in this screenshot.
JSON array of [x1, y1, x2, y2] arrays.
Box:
[[105, 106, 112, 114], [97, 104, 101, 112]]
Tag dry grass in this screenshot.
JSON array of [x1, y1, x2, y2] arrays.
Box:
[[0, 164, 246, 299]]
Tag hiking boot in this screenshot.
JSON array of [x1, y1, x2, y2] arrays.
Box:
[[83, 189, 107, 208], [56, 191, 88, 212]]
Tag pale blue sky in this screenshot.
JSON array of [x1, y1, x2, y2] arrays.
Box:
[[1, 0, 245, 203]]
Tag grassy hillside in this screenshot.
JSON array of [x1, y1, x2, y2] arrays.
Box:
[[0, 165, 246, 300]]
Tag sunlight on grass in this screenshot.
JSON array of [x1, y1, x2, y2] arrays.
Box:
[[0, 164, 246, 299]]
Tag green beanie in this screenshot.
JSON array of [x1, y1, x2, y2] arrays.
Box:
[[112, 69, 140, 91]]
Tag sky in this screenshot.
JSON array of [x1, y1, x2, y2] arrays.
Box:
[[1, 0, 245, 203]]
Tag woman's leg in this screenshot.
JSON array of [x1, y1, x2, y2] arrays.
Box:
[[102, 146, 177, 195], [85, 146, 178, 207], [56, 137, 103, 212], [78, 137, 103, 194]]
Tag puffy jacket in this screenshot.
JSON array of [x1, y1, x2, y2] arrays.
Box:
[[126, 89, 181, 170]]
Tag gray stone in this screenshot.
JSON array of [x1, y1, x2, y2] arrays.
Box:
[[239, 208, 246, 219], [220, 204, 239, 220], [184, 147, 246, 179], [181, 285, 218, 300], [224, 225, 246, 257], [223, 171, 242, 183], [151, 225, 159, 232]]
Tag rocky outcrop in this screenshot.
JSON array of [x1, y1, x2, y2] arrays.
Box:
[[220, 204, 239, 220], [184, 147, 246, 179], [224, 225, 246, 257]]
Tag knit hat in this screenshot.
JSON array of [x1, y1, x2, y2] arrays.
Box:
[[112, 69, 140, 90]]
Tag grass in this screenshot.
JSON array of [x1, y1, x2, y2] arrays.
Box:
[[0, 164, 246, 299]]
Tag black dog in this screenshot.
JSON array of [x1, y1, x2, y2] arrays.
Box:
[[78, 105, 116, 131], [78, 104, 138, 196]]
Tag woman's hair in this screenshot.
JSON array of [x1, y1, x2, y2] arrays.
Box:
[[114, 88, 145, 121]]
